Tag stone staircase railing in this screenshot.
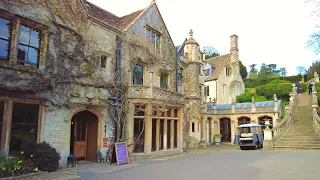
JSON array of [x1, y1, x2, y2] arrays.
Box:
[[271, 84, 297, 142], [311, 85, 320, 135]]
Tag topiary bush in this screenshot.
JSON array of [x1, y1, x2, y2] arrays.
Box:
[[256, 83, 292, 100], [33, 142, 60, 172], [20, 141, 37, 160], [268, 79, 291, 84], [236, 92, 267, 103], [21, 141, 60, 172], [300, 83, 307, 92]]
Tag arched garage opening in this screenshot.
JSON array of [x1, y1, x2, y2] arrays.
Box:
[[258, 116, 273, 129], [238, 116, 251, 126]]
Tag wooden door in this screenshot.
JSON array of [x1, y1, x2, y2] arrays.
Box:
[[86, 119, 98, 161], [220, 119, 231, 142], [73, 118, 87, 159]]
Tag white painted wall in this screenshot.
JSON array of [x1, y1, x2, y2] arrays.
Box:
[[204, 80, 217, 102]]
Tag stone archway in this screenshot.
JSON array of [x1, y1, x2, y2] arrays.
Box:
[[238, 116, 251, 125], [70, 110, 98, 161], [258, 116, 273, 129]]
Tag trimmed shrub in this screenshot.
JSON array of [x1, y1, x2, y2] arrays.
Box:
[[20, 141, 60, 172], [20, 140, 37, 160], [256, 83, 292, 100], [33, 142, 60, 172], [236, 92, 267, 103], [268, 79, 291, 84], [300, 83, 307, 92]]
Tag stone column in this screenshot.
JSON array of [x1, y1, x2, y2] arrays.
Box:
[[156, 118, 160, 151], [127, 103, 135, 153], [178, 108, 183, 149], [163, 118, 167, 150], [144, 103, 152, 154], [263, 119, 273, 150], [201, 119, 206, 139], [170, 120, 174, 149]]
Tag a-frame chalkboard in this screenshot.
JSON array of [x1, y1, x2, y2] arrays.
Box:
[[109, 142, 129, 165]]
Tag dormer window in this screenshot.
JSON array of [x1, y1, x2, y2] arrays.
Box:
[[146, 27, 161, 55], [226, 67, 230, 76]]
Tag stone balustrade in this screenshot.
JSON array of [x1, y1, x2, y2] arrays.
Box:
[[128, 85, 184, 103], [311, 85, 320, 135], [205, 100, 281, 115], [269, 84, 297, 142]]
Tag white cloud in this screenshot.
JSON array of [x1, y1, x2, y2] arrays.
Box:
[[89, 0, 320, 75]]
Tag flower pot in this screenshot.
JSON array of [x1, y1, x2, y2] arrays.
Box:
[[215, 136, 221, 145]]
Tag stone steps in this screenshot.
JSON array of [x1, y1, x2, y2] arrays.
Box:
[[273, 94, 320, 150], [275, 140, 320, 145], [274, 145, 320, 150]]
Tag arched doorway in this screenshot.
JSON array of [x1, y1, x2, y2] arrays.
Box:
[[220, 118, 231, 142], [258, 116, 273, 129], [238, 117, 251, 125], [70, 110, 98, 161]]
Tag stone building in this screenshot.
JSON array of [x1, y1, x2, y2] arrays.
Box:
[[204, 34, 245, 104], [0, 0, 194, 166], [0, 0, 124, 166]]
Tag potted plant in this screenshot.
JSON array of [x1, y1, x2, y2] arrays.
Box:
[[214, 133, 223, 145]]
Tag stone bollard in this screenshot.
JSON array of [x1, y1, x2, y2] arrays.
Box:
[[263, 119, 273, 150]]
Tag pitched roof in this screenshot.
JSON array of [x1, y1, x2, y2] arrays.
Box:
[[204, 53, 231, 81], [86, 1, 144, 30]]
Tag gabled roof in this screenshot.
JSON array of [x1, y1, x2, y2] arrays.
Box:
[[204, 53, 231, 81], [86, 1, 144, 30]]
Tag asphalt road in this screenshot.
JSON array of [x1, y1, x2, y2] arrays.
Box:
[[79, 150, 320, 180]]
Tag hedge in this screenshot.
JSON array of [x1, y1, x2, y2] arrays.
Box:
[[256, 83, 292, 100], [236, 92, 267, 103], [268, 79, 291, 84], [300, 83, 307, 92]]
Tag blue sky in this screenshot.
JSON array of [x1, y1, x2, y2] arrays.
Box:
[[89, 0, 320, 75]]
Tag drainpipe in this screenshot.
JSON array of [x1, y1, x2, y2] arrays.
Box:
[[176, 38, 187, 92], [114, 35, 122, 142], [175, 48, 179, 92]]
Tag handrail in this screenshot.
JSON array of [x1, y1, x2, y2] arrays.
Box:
[[271, 85, 297, 141], [311, 85, 320, 135]]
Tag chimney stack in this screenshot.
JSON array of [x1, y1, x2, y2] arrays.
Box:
[[230, 34, 238, 52]]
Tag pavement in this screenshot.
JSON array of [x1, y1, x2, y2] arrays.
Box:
[[26, 144, 320, 180]]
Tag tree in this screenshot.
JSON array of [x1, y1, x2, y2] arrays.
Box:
[[306, 0, 320, 54], [296, 66, 307, 75], [249, 64, 257, 73], [306, 60, 320, 80], [257, 63, 269, 81], [204, 46, 220, 59], [239, 60, 248, 79], [279, 67, 287, 77]]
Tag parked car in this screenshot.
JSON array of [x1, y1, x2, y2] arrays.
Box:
[[234, 124, 263, 150]]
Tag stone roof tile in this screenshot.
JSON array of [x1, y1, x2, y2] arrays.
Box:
[[204, 53, 231, 81], [87, 1, 144, 31]]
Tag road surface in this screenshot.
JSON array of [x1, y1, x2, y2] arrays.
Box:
[[78, 150, 320, 180]]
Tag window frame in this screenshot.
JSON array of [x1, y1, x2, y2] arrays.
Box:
[[226, 67, 230, 76], [17, 23, 41, 67], [100, 54, 108, 69], [160, 73, 168, 89], [0, 17, 11, 61], [0, 98, 43, 155], [0, 10, 48, 72], [146, 26, 161, 55], [133, 64, 144, 85]]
